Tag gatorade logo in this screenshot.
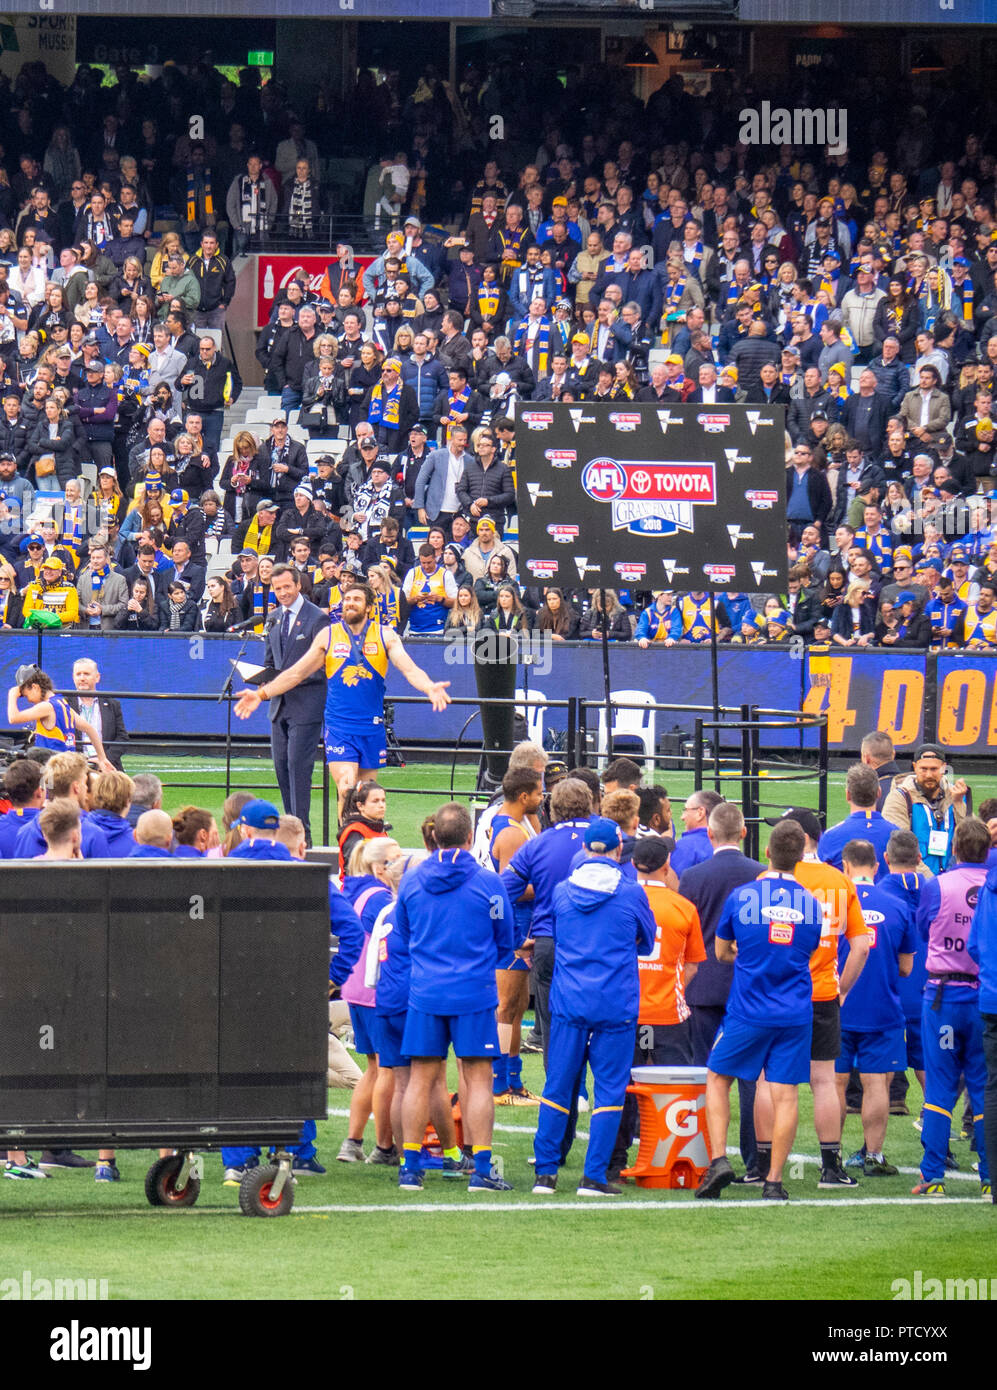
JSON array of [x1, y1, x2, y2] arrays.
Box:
[[664, 1099, 699, 1138]]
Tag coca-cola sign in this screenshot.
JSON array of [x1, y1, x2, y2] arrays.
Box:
[[255, 253, 375, 328]]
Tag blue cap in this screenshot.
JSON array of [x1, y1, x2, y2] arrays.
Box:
[[895, 590, 917, 604], [953, 256, 970, 267], [768, 609, 790, 627], [236, 799, 281, 830], [584, 817, 624, 854], [169, 488, 188, 505]]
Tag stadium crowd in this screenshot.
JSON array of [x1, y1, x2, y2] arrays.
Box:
[[1, 738, 994, 1203], [1, 58, 997, 649]]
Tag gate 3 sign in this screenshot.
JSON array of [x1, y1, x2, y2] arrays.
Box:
[[516, 403, 788, 590]]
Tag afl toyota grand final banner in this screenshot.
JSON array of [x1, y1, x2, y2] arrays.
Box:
[[515, 402, 788, 592]]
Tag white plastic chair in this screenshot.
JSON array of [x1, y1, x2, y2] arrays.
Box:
[[515, 687, 546, 746], [596, 689, 657, 775]]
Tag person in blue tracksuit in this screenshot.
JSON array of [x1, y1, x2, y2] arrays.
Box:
[[88, 770, 137, 857], [12, 753, 109, 860], [220, 800, 329, 1180], [0, 759, 45, 858], [835, 839, 917, 1176], [531, 817, 656, 1198], [369, 852, 467, 1177], [697, 819, 824, 1202], [877, 832, 928, 1118], [913, 815, 991, 1197], [394, 802, 515, 1193], [817, 763, 895, 880], [499, 776, 593, 1062], [670, 790, 723, 877], [969, 853, 997, 1205]]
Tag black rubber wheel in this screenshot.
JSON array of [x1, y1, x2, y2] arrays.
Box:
[[238, 1164, 295, 1217], [144, 1155, 201, 1208]]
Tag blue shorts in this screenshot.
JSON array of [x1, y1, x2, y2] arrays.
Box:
[[349, 1002, 378, 1056], [375, 1010, 410, 1069], [402, 1005, 500, 1060], [325, 727, 387, 770], [835, 1026, 907, 1075], [905, 1016, 923, 1071], [708, 1013, 812, 1086]]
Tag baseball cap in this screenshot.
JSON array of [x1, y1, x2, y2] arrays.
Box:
[[15, 662, 42, 687], [271, 416, 287, 426], [584, 818, 624, 854], [238, 548, 256, 559], [236, 799, 281, 830], [811, 408, 828, 421], [552, 195, 568, 207], [895, 590, 917, 604], [25, 536, 44, 549], [84, 360, 104, 373], [914, 744, 947, 762], [631, 836, 675, 873], [40, 555, 64, 573], [99, 466, 117, 477], [404, 214, 421, 228], [256, 498, 278, 513], [169, 488, 188, 505], [0, 450, 15, 461], [410, 421, 427, 434], [764, 806, 822, 840], [359, 437, 378, 449], [571, 332, 589, 345], [665, 353, 684, 366]]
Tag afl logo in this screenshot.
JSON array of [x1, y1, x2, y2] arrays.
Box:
[[582, 458, 626, 501]]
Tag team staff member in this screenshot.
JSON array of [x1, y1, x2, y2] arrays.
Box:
[[755, 807, 870, 1189], [912, 816, 991, 1198], [609, 834, 706, 1182], [499, 777, 594, 1062], [818, 763, 895, 880], [532, 818, 657, 1198], [234, 581, 451, 818], [7, 664, 112, 768], [11, 752, 110, 860], [0, 759, 45, 857], [487, 767, 543, 1105], [696, 819, 824, 1202], [263, 563, 328, 845], [394, 802, 515, 1193], [968, 842, 997, 1204], [835, 839, 916, 1177], [878, 831, 929, 1119], [221, 800, 327, 1181]]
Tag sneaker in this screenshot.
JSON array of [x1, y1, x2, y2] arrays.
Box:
[[336, 1138, 366, 1163], [863, 1156, 898, 1177], [731, 1165, 765, 1185], [508, 1087, 541, 1106], [520, 1037, 543, 1055], [94, 1163, 120, 1183], [440, 1154, 473, 1178], [912, 1117, 923, 1133], [911, 1179, 945, 1196], [818, 1164, 859, 1189], [398, 1169, 424, 1192], [844, 1148, 867, 1170], [291, 1158, 327, 1176], [468, 1171, 514, 1192], [493, 1090, 515, 1105], [532, 1173, 558, 1195], [3, 1160, 48, 1180], [38, 1149, 95, 1169], [762, 1180, 788, 1201], [577, 1096, 590, 1113], [365, 1145, 399, 1166], [695, 1156, 736, 1200], [577, 1177, 621, 1197], [981, 1181, 992, 1200], [889, 1103, 910, 1116]]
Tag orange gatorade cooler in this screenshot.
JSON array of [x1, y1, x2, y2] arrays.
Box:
[[622, 1065, 711, 1189]]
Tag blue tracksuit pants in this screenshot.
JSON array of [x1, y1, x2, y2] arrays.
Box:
[[534, 1018, 635, 1182], [920, 990, 989, 1184]]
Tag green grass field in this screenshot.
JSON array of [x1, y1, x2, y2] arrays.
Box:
[[0, 1056, 992, 1302], [3, 755, 993, 1301]]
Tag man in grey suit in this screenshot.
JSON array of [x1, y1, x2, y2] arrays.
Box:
[[413, 423, 473, 534], [266, 563, 328, 844]]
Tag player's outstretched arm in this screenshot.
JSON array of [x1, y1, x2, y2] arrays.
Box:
[[233, 630, 330, 719], [384, 628, 451, 711], [7, 688, 50, 727]]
